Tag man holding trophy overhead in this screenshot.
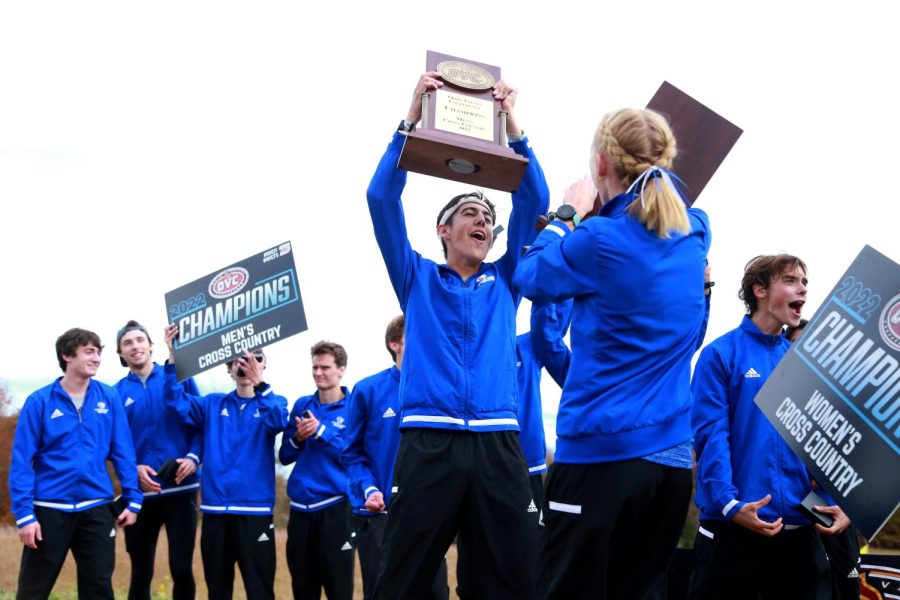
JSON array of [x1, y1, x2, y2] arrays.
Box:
[[366, 57, 549, 599]]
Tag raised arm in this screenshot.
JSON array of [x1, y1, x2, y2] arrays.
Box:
[[494, 81, 550, 282], [183, 377, 204, 465], [366, 74, 446, 308], [696, 261, 713, 351], [513, 177, 603, 302], [163, 324, 206, 428]]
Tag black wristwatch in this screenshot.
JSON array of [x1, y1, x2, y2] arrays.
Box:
[[397, 119, 415, 133], [254, 381, 268, 394], [549, 204, 581, 226]]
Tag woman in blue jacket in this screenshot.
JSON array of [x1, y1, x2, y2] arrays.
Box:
[[514, 108, 711, 599]]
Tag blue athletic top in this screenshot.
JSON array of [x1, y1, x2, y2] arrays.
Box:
[[280, 389, 351, 512], [10, 379, 142, 527], [366, 131, 550, 432], [514, 189, 711, 463], [116, 363, 202, 497]]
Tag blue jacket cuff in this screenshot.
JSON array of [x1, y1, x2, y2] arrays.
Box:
[[723, 499, 744, 520], [16, 514, 36, 528]]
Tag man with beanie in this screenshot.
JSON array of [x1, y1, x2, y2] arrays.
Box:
[[115, 320, 202, 600]]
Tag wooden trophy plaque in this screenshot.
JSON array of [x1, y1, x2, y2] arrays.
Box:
[[397, 51, 530, 193], [646, 81, 743, 206]]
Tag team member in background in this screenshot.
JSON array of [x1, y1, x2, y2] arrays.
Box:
[[690, 255, 850, 599], [519, 301, 573, 513], [10, 327, 141, 599], [367, 72, 549, 598], [514, 107, 711, 599], [164, 325, 287, 600], [342, 316, 449, 600], [280, 341, 355, 600], [115, 320, 202, 600], [785, 318, 862, 600], [456, 299, 572, 599]]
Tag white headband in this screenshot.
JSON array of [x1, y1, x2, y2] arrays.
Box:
[[437, 194, 494, 227]]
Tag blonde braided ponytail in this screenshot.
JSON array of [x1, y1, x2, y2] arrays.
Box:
[[594, 109, 689, 238]]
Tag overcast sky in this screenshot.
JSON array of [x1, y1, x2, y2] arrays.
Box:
[[2, 2, 897, 439]]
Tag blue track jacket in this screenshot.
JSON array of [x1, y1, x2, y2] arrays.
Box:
[[163, 363, 287, 515], [342, 366, 401, 515], [692, 316, 822, 525], [280, 389, 351, 512], [116, 363, 202, 497], [514, 190, 710, 463], [10, 379, 142, 528], [366, 131, 549, 432], [517, 301, 572, 474]]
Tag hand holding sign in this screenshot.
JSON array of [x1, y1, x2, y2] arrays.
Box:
[[754, 245, 900, 542], [164, 323, 178, 364]]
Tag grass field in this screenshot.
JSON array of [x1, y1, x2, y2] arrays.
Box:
[[0, 525, 459, 599]]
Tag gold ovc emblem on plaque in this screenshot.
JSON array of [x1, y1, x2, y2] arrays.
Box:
[[436, 61, 496, 91]]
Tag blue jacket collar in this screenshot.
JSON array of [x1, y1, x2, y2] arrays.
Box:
[[52, 377, 102, 403], [437, 260, 493, 283], [740, 314, 785, 343], [314, 386, 350, 406], [125, 362, 163, 383], [599, 189, 638, 218], [600, 178, 691, 219]]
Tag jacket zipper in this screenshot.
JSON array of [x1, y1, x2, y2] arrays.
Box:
[[64, 390, 85, 502], [463, 274, 473, 426], [769, 335, 785, 516]]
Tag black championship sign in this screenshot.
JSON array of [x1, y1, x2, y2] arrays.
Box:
[[755, 245, 900, 541], [164, 241, 307, 381]]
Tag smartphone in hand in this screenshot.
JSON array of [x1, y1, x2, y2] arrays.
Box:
[[799, 491, 835, 528]]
